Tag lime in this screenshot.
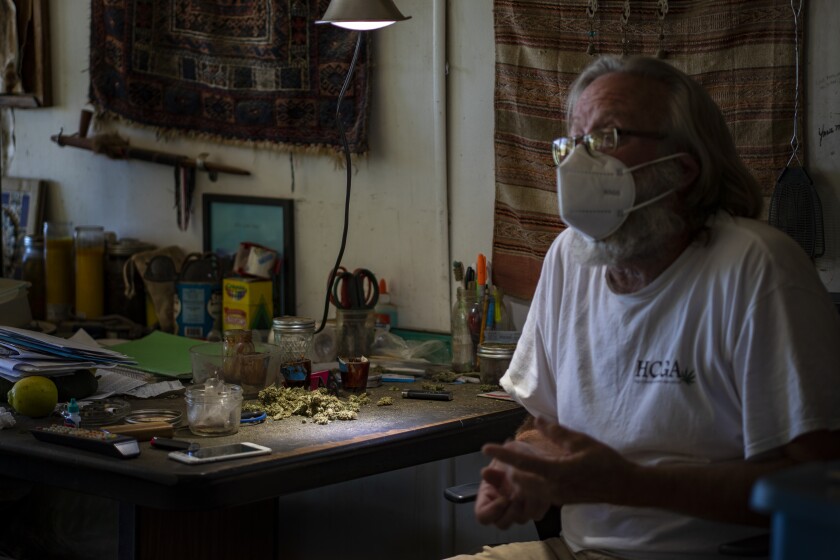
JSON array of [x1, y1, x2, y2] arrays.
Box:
[[7, 376, 59, 418]]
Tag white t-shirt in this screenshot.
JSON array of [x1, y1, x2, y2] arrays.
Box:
[[501, 213, 840, 559]]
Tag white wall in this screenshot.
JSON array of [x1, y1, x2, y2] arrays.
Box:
[[7, 0, 457, 332]]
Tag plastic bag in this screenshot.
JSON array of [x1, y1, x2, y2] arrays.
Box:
[[371, 330, 450, 364]]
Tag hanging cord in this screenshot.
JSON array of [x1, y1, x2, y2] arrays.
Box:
[[656, 0, 669, 59], [586, 0, 598, 55], [315, 32, 363, 335], [289, 152, 295, 193], [787, 0, 803, 167], [620, 1, 631, 55]]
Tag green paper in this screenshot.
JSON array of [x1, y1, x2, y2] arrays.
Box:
[[110, 331, 199, 379]]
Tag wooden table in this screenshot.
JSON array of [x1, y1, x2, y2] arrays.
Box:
[[0, 383, 525, 559]]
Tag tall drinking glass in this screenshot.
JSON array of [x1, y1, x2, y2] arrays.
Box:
[[74, 226, 105, 319], [44, 221, 74, 322]]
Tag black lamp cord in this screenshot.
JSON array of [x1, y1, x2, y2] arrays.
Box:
[[315, 32, 363, 334]]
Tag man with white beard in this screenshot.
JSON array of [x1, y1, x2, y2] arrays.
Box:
[[450, 56, 840, 560]]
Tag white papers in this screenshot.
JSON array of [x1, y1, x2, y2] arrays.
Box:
[[0, 326, 134, 381]]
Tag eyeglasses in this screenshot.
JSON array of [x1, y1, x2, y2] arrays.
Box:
[[552, 127, 666, 165]]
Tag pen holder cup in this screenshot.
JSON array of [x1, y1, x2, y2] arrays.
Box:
[[190, 342, 283, 398], [184, 383, 243, 437], [335, 308, 375, 359], [338, 356, 370, 395]]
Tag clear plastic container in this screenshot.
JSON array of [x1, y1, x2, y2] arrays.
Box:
[[184, 382, 243, 437]]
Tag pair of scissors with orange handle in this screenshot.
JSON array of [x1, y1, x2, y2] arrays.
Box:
[[329, 267, 379, 310]]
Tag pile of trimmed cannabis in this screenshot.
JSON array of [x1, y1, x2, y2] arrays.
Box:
[[244, 386, 369, 425]]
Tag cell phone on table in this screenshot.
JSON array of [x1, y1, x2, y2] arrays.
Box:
[[150, 437, 195, 451], [168, 442, 271, 465]]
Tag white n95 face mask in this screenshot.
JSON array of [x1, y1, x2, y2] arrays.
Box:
[[556, 147, 684, 241]]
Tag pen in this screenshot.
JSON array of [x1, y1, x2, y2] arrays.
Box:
[[401, 390, 453, 401]]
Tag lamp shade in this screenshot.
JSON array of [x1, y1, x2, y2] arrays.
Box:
[[316, 0, 411, 30]]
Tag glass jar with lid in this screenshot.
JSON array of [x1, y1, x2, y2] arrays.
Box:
[[476, 342, 517, 386], [21, 235, 46, 320], [271, 316, 316, 364]]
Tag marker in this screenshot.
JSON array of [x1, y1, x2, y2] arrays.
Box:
[[401, 390, 453, 401]]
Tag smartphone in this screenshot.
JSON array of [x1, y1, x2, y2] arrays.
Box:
[[168, 442, 271, 465], [150, 437, 195, 451]]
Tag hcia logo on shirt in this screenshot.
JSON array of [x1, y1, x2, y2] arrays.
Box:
[[634, 359, 696, 385]]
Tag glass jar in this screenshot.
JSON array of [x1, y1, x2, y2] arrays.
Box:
[[74, 226, 105, 319], [21, 235, 46, 320], [222, 329, 255, 384], [184, 382, 243, 437], [272, 316, 315, 365], [476, 342, 516, 386], [105, 237, 155, 324], [450, 287, 475, 373], [335, 308, 375, 359], [44, 221, 74, 322]]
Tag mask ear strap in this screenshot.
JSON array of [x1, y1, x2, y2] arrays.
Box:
[[619, 187, 676, 217], [621, 152, 690, 174]]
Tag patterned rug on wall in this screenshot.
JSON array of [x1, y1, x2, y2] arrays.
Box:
[[89, 0, 370, 153], [492, 0, 799, 300]]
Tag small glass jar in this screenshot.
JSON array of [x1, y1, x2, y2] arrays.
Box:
[[184, 382, 243, 437], [476, 342, 516, 386], [271, 316, 315, 365], [222, 329, 255, 384], [21, 235, 46, 320], [105, 237, 155, 324]]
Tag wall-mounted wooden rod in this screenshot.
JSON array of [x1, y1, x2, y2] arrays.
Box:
[[49, 111, 251, 179]]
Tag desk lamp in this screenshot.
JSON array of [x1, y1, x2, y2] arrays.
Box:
[[314, 0, 410, 333]]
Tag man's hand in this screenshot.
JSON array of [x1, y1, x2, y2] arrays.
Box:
[[482, 417, 637, 508], [474, 445, 552, 529]]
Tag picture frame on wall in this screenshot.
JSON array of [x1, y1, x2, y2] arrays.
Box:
[[1, 177, 46, 277], [202, 194, 295, 316]]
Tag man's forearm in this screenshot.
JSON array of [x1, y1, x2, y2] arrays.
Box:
[[621, 458, 795, 526]]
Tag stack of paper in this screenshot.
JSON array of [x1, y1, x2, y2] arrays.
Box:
[[0, 326, 136, 381]]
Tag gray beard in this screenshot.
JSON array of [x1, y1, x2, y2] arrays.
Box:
[[567, 161, 686, 267]]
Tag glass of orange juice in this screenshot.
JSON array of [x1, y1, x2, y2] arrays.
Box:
[[44, 221, 74, 323], [74, 226, 105, 319]]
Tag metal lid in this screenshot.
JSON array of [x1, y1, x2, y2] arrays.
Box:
[[124, 409, 184, 425], [107, 238, 156, 256], [23, 235, 43, 248], [272, 316, 316, 332], [476, 342, 516, 359], [77, 398, 131, 427]]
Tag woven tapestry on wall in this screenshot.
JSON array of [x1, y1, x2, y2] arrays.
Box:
[[89, 0, 370, 153], [492, 0, 799, 300]]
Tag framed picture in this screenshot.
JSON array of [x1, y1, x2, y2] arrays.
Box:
[[202, 194, 295, 316], [1, 177, 46, 276]]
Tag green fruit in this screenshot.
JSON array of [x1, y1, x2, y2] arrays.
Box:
[[53, 370, 99, 402], [7, 376, 59, 417]]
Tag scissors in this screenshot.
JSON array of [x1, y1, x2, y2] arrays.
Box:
[[329, 267, 379, 309]]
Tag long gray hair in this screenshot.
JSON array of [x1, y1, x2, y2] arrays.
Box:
[[566, 56, 763, 231]]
